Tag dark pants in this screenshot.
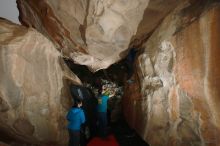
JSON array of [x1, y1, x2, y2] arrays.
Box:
[[80, 124, 88, 146], [89, 119, 98, 138], [126, 61, 133, 79], [68, 129, 80, 146], [97, 112, 108, 137]]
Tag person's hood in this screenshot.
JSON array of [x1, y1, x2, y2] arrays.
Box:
[[71, 108, 81, 114]]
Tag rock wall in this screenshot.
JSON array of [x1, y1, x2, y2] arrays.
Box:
[[0, 19, 81, 145], [17, 0, 150, 71], [123, 1, 220, 146], [130, 0, 182, 47]]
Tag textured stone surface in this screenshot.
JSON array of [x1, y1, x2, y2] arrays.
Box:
[[17, 0, 150, 71], [123, 1, 220, 146], [0, 19, 81, 145], [130, 0, 182, 47]]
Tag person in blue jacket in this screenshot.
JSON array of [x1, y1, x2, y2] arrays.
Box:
[[97, 85, 115, 138], [67, 98, 85, 146]]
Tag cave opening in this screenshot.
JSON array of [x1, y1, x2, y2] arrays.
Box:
[[63, 50, 149, 146], [64, 58, 127, 86]]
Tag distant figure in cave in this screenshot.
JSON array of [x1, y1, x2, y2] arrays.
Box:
[[66, 98, 85, 146], [97, 84, 115, 138], [125, 48, 138, 83]]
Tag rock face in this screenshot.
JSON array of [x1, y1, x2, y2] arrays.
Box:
[[130, 0, 181, 46], [17, 0, 181, 72], [123, 1, 220, 146], [0, 19, 81, 145], [17, 0, 150, 71]]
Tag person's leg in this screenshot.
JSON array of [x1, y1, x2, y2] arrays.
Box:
[[68, 129, 75, 146], [69, 129, 80, 146], [97, 112, 103, 137], [73, 131, 80, 146], [102, 112, 108, 137], [80, 126, 86, 146], [98, 112, 107, 137], [107, 109, 111, 126], [101, 112, 108, 137]]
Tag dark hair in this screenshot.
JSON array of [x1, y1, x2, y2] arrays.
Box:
[[73, 97, 82, 107]]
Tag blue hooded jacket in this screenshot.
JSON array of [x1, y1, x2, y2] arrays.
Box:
[[66, 107, 85, 131]]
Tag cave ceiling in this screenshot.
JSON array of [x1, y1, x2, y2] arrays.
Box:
[[17, 0, 181, 72]]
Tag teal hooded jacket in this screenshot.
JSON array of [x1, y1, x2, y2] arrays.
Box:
[[66, 107, 85, 131], [97, 95, 109, 113]]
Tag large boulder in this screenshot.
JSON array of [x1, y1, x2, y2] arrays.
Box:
[[123, 1, 220, 146], [17, 0, 180, 71], [0, 19, 81, 145]]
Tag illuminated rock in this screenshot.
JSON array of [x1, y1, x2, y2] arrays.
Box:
[[17, 0, 180, 71], [123, 2, 220, 146], [0, 19, 81, 145]]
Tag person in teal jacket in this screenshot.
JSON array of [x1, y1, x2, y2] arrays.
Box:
[[97, 85, 115, 138], [67, 98, 85, 146]]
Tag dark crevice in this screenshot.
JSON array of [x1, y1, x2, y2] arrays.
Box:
[[64, 58, 128, 86], [111, 119, 149, 146]]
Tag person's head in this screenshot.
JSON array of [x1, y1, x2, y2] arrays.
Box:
[[101, 85, 109, 95], [102, 84, 107, 90], [73, 97, 83, 108]]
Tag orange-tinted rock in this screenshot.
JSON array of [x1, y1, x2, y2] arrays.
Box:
[[123, 73, 142, 129], [0, 19, 81, 145], [123, 2, 220, 146]]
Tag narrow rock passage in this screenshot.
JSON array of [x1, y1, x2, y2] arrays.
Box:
[[87, 119, 149, 146], [65, 57, 149, 146], [111, 120, 149, 146]]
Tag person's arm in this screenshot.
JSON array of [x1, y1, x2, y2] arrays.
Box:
[[66, 110, 72, 121], [109, 90, 116, 98], [80, 109, 86, 124]]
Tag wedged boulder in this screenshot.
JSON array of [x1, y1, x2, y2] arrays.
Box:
[[17, 0, 150, 71], [123, 1, 220, 146], [0, 19, 81, 145]]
